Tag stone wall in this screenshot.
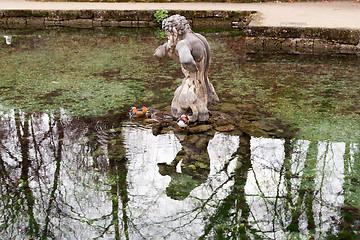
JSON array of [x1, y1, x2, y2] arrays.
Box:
[[245, 26, 360, 55], [0, 9, 253, 29], [0, 9, 359, 55]]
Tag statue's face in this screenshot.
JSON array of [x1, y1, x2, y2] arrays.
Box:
[[166, 30, 177, 49]]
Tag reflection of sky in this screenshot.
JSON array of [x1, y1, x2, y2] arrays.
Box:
[[0, 110, 359, 239], [123, 125, 239, 239], [246, 138, 358, 239]]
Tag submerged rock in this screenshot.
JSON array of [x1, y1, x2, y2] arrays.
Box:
[[142, 102, 295, 139], [189, 124, 213, 133]]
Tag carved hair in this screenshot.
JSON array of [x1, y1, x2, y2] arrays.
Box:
[[162, 14, 191, 36]]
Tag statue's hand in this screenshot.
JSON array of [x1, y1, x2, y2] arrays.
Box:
[[154, 43, 169, 58]]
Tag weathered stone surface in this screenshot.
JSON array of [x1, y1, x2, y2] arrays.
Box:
[[0, 20, 6, 28], [252, 120, 276, 132], [280, 38, 296, 53], [313, 39, 338, 54], [92, 20, 102, 27], [61, 11, 80, 20], [101, 20, 119, 27], [44, 20, 56, 27], [138, 21, 149, 27], [26, 18, 45, 28], [46, 11, 63, 20], [193, 18, 231, 28], [67, 19, 93, 28], [80, 10, 94, 19], [7, 18, 26, 28], [136, 10, 156, 21], [2, 10, 32, 18], [30, 10, 50, 18], [93, 10, 108, 20], [188, 124, 213, 133], [215, 124, 235, 132], [212, 118, 231, 127], [118, 21, 133, 27], [263, 38, 284, 53], [246, 37, 263, 53], [295, 38, 314, 54]]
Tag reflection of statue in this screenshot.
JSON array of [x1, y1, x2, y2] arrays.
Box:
[[154, 15, 219, 122], [158, 132, 212, 200]]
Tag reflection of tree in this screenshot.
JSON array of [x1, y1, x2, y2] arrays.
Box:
[[287, 141, 317, 234], [0, 111, 64, 239], [42, 116, 63, 239], [0, 110, 126, 239], [335, 142, 360, 239], [158, 133, 212, 200], [17, 112, 40, 238], [200, 134, 252, 239], [105, 130, 130, 240]]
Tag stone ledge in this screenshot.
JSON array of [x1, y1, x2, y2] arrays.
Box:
[[1, 9, 359, 55], [246, 26, 360, 46], [0, 9, 251, 29], [246, 36, 360, 55], [245, 26, 360, 55]]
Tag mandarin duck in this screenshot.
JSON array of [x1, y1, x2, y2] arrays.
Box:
[[129, 106, 147, 118], [177, 114, 189, 129]]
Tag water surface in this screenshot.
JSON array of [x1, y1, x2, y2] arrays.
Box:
[[0, 28, 359, 239]]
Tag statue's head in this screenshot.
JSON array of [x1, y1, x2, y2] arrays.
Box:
[[162, 14, 191, 36]]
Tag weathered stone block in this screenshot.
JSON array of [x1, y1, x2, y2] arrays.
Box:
[[31, 10, 50, 18], [80, 10, 93, 19], [263, 38, 283, 53], [137, 21, 149, 27], [123, 11, 139, 21], [106, 10, 123, 21], [295, 38, 314, 54], [281, 38, 296, 53], [118, 21, 132, 27], [26, 18, 45, 28], [313, 39, 334, 54], [44, 20, 56, 27], [7, 18, 26, 28], [194, 11, 208, 18], [61, 11, 80, 20], [46, 10, 62, 20], [68, 19, 93, 28], [245, 37, 263, 53], [311, 28, 360, 45], [209, 11, 228, 18], [193, 18, 230, 28], [94, 10, 108, 20], [338, 44, 360, 54], [92, 20, 102, 27], [59, 20, 68, 27], [2, 10, 32, 18], [101, 20, 119, 27], [137, 10, 156, 21], [0, 19, 7, 27]]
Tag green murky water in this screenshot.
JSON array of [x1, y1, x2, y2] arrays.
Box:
[[0, 28, 359, 239]]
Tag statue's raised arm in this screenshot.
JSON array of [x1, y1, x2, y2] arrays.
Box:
[[154, 14, 219, 122]]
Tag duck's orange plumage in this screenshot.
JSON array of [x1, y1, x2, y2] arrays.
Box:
[[177, 114, 189, 129], [130, 106, 147, 117]]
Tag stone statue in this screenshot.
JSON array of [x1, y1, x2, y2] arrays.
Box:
[[154, 14, 219, 122]]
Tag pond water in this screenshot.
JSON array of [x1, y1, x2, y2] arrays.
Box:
[[0, 28, 359, 239]]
